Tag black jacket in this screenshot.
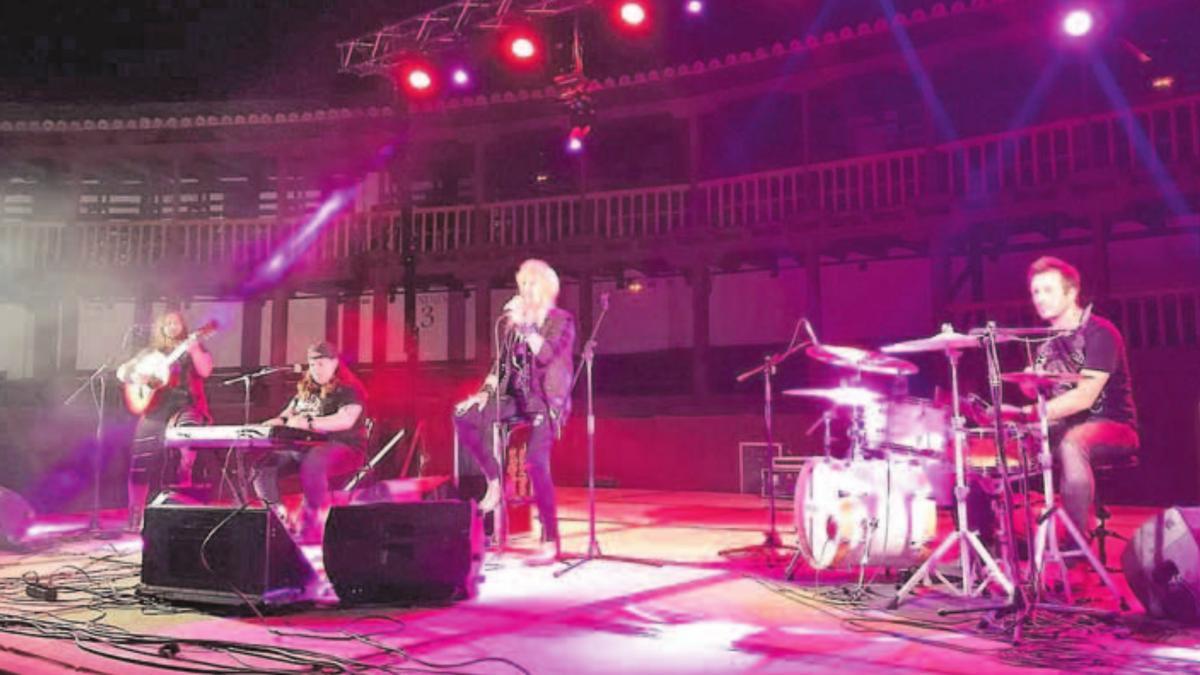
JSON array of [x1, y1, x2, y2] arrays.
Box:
[[485, 306, 577, 429]]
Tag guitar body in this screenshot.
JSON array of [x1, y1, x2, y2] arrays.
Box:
[[122, 322, 216, 416]]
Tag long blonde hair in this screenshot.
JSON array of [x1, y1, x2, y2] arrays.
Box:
[[508, 259, 560, 326], [149, 312, 188, 352]]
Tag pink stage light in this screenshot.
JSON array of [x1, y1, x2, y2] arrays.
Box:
[[686, 1, 703, 15], [510, 36, 537, 60], [1062, 9, 1094, 37], [619, 2, 647, 27], [452, 68, 471, 86], [407, 68, 433, 91]]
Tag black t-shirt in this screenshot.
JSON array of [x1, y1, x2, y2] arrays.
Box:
[[145, 350, 211, 423], [1035, 314, 1137, 429], [287, 381, 367, 450]]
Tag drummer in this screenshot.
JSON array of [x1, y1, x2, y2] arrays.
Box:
[[1017, 257, 1139, 538]]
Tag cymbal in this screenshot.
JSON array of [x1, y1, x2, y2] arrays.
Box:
[[782, 387, 882, 407], [969, 326, 1067, 338], [1001, 371, 1085, 389], [881, 331, 981, 354], [806, 344, 918, 376]]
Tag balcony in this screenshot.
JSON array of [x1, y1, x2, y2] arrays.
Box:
[[1, 93, 1197, 280]]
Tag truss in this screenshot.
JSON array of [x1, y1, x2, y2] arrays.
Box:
[[337, 0, 595, 76]]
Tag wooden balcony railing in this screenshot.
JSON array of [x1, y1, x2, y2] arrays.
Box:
[[2, 94, 1198, 271]]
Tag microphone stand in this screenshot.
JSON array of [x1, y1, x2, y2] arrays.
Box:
[[219, 366, 289, 504], [719, 338, 808, 563], [556, 292, 662, 577], [64, 325, 138, 536]]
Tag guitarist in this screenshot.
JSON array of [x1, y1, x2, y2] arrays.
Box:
[[116, 311, 213, 531]]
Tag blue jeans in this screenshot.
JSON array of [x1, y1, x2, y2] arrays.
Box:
[[454, 396, 559, 542], [1055, 419, 1139, 533]]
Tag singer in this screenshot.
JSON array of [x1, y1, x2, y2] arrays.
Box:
[[454, 259, 576, 565], [1022, 256, 1139, 536], [256, 341, 368, 543]]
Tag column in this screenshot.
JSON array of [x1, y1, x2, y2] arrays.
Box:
[[473, 277, 493, 367], [577, 271, 594, 346], [371, 279, 389, 366], [805, 244, 822, 333], [240, 298, 263, 370], [324, 294, 339, 345], [341, 294, 361, 364], [1092, 215, 1111, 299], [58, 296, 79, 372], [691, 265, 712, 397], [269, 288, 289, 366], [447, 284, 467, 361]]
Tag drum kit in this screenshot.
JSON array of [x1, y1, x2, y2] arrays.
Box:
[[774, 323, 1125, 615]]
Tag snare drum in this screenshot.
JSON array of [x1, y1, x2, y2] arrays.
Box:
[[863, 397, 949, 458], [793, 458, 938, 570]]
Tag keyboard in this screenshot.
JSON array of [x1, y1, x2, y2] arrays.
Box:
[[164, 424, 327, 449]]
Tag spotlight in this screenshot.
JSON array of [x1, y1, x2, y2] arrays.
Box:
[[1062, 9, 1094, 38], [566, 125, 590, 153], [407, 68, 433, 91], [451, 68, 470, 86], [1151, 75, 1175, 91], [510, 36, 537, 60], [619, 2, 647, 27], [685, 1, 703, 14]]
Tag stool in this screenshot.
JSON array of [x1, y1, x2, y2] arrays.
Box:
[[1090, 449, 1139, 568], [490, 418, 534, 549]]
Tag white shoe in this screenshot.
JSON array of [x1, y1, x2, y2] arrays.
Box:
[[478, 478, 502, 513]]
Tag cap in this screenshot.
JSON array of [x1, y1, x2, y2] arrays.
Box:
[[306, 341, 338, 360]]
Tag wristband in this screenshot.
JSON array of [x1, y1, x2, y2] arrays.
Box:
[[305, 415, 315, 430]]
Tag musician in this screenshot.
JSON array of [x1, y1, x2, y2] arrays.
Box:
[[116, 311, 213, 531], [1021, 256, 1138, 536], [454, 259, 576, 565], [256, 341, 367, 543]]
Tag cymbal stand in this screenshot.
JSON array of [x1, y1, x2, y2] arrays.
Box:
[[891, 340, 1014, 607], [720, 339, 809, 562]]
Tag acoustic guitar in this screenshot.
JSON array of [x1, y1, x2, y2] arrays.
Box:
[[122, 321, 217, 415]]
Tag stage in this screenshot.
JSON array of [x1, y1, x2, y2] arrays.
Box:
[[0, 487, 1197, 674]]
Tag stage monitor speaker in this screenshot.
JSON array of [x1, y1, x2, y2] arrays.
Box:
[[140, 504, 315, 608], [0, 487, 34, 549], [324, 501, 483, 605], [1123, 507, 1200, 623]]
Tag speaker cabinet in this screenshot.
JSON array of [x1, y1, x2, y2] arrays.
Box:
[[140, 505, 315, 608], [323, 501, 483, 605], [1123, 507, 1200, 623]]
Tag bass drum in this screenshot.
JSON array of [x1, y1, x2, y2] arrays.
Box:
[[793, 458, 938, 570]]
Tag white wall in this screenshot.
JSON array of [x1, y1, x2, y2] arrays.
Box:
[[0, 303, 34, 378], [76, 300, 136, 370]]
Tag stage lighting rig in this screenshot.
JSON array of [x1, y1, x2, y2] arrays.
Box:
[[338, 0, 594, 76]]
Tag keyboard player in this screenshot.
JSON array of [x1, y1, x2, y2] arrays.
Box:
[[254, 341, 368, 543]]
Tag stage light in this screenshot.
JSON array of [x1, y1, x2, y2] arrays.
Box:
[[510, 36, 537, 60], [685, 1, 703, 15], [626, 278, 646, 294], [407, 68, 433, 91], [1062, 9, 1094, 37], [567, 125, 590, 153], [1152, 76, 1175, 91], [619, 2, 647, 27], [451, 68, 470, 86]]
